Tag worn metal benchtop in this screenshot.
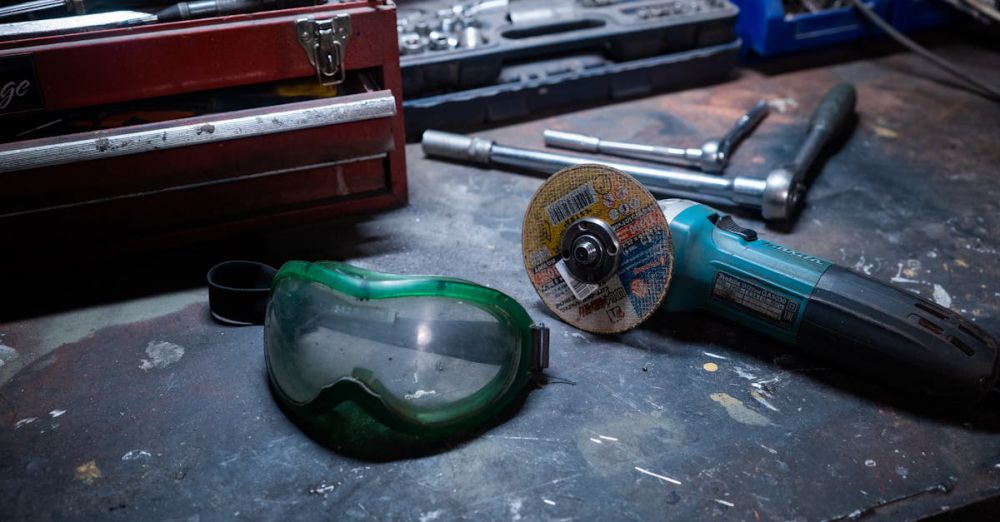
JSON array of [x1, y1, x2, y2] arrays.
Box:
[[2, 39, 999, 520]]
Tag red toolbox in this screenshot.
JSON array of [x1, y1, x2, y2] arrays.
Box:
[[0, 0, 407, 262]]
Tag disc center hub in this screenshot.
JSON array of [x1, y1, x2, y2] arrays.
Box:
[[573, 236, 601, 265], [560, 218, 621, 284]]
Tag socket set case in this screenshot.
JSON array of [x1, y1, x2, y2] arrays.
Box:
[[0, 0, 407, 264], [395, 0, 741, 136]]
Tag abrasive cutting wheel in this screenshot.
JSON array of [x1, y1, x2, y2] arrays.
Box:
[[521, 164, 674, 334]]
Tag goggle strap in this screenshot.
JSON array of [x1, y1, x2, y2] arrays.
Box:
[[531, 323, 550, 373], [207, 260, 278, 325]]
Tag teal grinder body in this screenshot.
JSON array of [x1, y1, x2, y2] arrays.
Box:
[[661, 199, 999, 400]]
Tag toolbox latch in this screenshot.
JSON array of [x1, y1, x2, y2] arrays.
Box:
[[296, 15, 351, 86]]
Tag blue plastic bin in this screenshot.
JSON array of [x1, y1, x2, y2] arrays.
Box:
[[734, 0, 891, 56]]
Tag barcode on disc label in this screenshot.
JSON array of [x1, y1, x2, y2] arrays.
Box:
[[546, 182, 597, 225], [555, 259, 599, 301]]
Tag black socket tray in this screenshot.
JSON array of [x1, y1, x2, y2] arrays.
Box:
[[403, 39, 740, 137], [397, 0, 739, 96]]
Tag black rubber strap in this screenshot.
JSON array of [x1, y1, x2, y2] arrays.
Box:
[[206, 260, 278, 325]]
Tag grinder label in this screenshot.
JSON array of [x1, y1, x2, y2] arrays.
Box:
[[522, 165, 673, 334], [711, 271, 799, 329]]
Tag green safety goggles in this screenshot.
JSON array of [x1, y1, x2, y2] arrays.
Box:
[[258, 261, 549, 437]]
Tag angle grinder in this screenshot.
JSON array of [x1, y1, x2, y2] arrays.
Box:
[[522, 165, 1000, 400]]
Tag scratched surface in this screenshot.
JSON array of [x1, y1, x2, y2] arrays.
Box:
[[2, 38, 1000, 520]]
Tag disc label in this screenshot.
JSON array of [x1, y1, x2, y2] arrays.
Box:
[[554, 259, 599, 301]]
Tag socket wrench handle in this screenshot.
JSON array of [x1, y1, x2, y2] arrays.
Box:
[[542, 129, 701, 168], [762, 83, 857, 220], [796, 83, 857, 173], [717, 99, 770, 163], [421, 130, 773, 212], [543, 99, 770, 174]]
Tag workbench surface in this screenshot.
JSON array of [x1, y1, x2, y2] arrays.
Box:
[[3, 39, 1000, 520]]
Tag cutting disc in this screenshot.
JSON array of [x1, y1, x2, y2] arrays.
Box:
[[521, 164, 673, 334]]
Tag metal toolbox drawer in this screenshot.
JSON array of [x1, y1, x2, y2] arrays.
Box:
[[0, 0, 407, 264]]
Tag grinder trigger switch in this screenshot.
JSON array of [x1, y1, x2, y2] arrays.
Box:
[[712, 214, 758, 242]]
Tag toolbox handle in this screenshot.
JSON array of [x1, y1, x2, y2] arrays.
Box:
[[0, 90, 396, 174]]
